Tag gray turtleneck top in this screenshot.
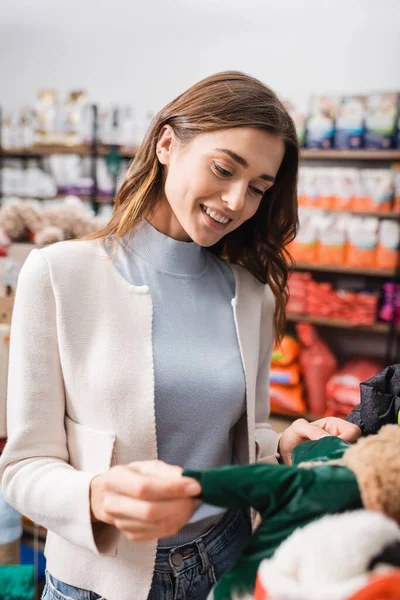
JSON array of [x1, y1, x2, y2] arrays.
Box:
[[110, 221, 246, 546]]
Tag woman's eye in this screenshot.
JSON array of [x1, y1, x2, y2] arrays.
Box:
[[212, 162, 232, 177], [249, 186, 265, 197]]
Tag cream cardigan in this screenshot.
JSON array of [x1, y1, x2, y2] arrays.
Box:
[[0, 239, 280, 600]]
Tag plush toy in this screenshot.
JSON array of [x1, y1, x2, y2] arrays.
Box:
[[184, 425, 400, 600], [346, 364, 400, 434], [0, 198, 106, 247], [253, 510, 400, 600]]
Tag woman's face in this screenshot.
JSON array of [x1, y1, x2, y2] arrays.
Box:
[[152, 126, 285, 246]]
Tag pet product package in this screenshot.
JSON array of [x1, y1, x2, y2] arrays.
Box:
[[306, 96, 341, 149], [335, 95, 367, 149], [364, 93, 398, 149], [360, 169, 395, 212]]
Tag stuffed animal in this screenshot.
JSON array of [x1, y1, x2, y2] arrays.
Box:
[[0, 199, 106, 247], [253, 510, 400, 600], [184, 425, 400, 600]]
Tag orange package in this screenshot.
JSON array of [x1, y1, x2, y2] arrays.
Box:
[[296, 323, 337, 415], [326, 358, 384, 417], [394, 166, 400, 213], [270, 363, 300, 386], [317, 239, 346, 266], [346, 217, 378, 268], [287, 239, 316, 264], [272, 336, 300, 367], [360, 169, 395, 213], [376, 220, 400, 270], [269, 383, 306, 416]]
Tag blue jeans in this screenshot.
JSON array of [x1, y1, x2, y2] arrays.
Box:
[[42, 508, 251, 600]]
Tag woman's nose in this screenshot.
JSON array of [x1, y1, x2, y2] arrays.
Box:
[[221, 182, 247, 212]]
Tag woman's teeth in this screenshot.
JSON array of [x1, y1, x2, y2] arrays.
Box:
[[201, 205, 230, 224]]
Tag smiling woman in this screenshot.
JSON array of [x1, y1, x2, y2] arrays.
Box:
[[0, 71, 361, 600], [89, 71, 299, 341]]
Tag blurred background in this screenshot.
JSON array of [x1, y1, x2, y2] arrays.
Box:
[[0, 0, 399, 596]]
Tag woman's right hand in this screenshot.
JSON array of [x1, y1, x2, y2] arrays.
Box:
[[90, 460, 202, 542]]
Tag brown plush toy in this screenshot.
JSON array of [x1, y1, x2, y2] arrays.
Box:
[[341, 424, 400, 525], [0, 199, 107, 247]]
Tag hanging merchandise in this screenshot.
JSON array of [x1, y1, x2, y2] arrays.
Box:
[[296, 323, 337, 415]]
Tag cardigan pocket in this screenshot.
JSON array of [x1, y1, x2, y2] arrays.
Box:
[[65, 416, 116, 474]]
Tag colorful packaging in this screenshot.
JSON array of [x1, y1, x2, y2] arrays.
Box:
[[34, 89, 58, 145], [271, 336, 300, 366], [270, 364, 300, 386], [288, 215, 318, 263], [316, 216, 346, 265], [282, 100, 306, 147], [393, 166, 400, 212], [296, 323, 337, 415], [380, 283, 400, 325], [364, 92, 398, 149], [376, 220, 400, 270], [360, 169, 395, 212], [335, 95, 367, 149], [305, 96, 341, 149], [334, 168, 364, 211], [298, 168, 318, 208], [326, 359, 384, 417], [346, 217, 378, 268], [270, 383, 306, 416]]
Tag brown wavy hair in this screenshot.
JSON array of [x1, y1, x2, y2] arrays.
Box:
[[88, 71, 299, 340]]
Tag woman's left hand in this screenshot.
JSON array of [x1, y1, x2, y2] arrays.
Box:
[[278, 417, 362, 465]]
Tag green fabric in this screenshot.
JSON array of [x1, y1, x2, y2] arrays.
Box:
[[184, 436, 362, 600], [0, 566, 35, 600]]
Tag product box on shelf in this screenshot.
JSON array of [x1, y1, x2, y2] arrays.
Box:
[[334, 95, 367, 149], [364, 92, 399, 149], [305, 96, 341, 149]]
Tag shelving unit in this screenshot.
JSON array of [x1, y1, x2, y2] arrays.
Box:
[[272, 147, 400, 422], [286, 312, 393, 333], [301, 149, 400, 161], [0, 105, 129, 214], [293, 262, 396, 277]]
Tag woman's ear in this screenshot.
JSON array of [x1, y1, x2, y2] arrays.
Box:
[[156, 125, 175, 166]]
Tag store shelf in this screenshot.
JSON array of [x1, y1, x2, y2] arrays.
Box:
[[301, 209, 400, 219], [4, 147, 400, 161], [1, 144, 139, 158], [2, 145, 95, 157], [13, 193, 114, 203], [293, 262, 396, 277], [270, 410, 324, 422], [286, 312, 392, 333], [301, 149, 400, 161]]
